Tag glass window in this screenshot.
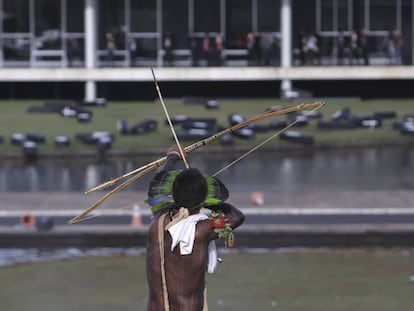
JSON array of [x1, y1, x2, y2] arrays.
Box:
[[66, 0, 84, 33], [134, 38, 157, 59], [98, 0, 126, 50], [321, 0, 334, 31], [64, 0, 84, 66], [3, 0, 30, 32], [130, 0, 156, 32], [194, 0, 220, 33], [352, 0, 365, 30], [370, 0, 396, 31], [226, 0, 252, 49], [320, 0, 349, 31], [258, 0, 280, 32], [162, 0, 188, 48], [292, 0, 316, 42], [35, 0, 62, 49], [2, 0, 30, 62], [337, 0, 349, 31]]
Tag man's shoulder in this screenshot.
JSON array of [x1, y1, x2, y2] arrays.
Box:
[[195, 217, 214, 238]]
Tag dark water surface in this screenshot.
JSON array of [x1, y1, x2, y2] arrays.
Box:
[[1, 145, 413, 193]]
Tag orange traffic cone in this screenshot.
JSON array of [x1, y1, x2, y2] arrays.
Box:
[[20, 214, 36, 228], [131, 204, 142, 227]]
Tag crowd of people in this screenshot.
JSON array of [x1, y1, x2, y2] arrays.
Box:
[[99, 29, 405, 68], [161, 31, 281, 67], [296, 28, 404, 66]]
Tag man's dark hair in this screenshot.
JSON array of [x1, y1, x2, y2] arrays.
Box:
[[172, 168, 207, 210]]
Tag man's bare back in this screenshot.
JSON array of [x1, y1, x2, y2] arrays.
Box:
[[146, 203, 244, 311]]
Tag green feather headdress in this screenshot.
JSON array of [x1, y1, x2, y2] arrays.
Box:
[[146, 169, 229, 214]]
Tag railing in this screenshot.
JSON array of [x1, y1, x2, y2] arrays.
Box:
[[96, 50, 129, 67], [158, 49, 192, 67], [222, 49, 249, 66], [31, 50, 67, 67]]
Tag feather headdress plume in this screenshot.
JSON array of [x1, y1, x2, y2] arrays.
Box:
[[146, 169, 229, 214]]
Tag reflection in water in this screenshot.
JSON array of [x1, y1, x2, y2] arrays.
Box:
[[0, 146, 413, 192], [85, 165, 99, 191]]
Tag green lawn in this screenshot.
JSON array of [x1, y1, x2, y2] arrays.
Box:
[[0, 249, 413, 311], [0, 98, 413, 155]]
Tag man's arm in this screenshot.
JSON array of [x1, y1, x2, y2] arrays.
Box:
[[159, 145, 184, 171], [199, 202, 245, 241], [207, 202, 245, 231]]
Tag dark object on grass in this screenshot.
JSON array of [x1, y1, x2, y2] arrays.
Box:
[[75, 132, 114, 145], [27, 133, 46, 144], [228, 113, 255, 139], [44, 101, 70, 112], [291, 115, 309, 127], [205, 100, 219, 109], [251, 123, 269, 133], [404, 114, 414, 122], [400, 122, 414, 135], [61, 105, 92, 119], [60, 105, 79, 118], [355, 116, 382, 128], [10, 133, 25, 145], [130, 119, 158, 135], [268, 120, 288, 130], [75, 133, 97, 144], [279, 131, 314, 145], [165, 115, 188, 126], [219, 134, 234, 146], [182, 118, 217, 131], [331, 107, 351, 121], [176, 128, 212, 140], [27, 101, 67, 113], [117, 119, 129, 134], [228, 113, 245, 126], [55, 136, 71, 147], [77, 112, 92, 123], [234, 127, 255, 139]]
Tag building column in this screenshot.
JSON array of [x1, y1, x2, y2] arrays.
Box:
[[280, 0, 292, 96], [412, 0, 414, 65], [85, 0, 97, 100]]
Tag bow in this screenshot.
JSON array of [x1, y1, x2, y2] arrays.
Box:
[[68, 101, 325, 224]]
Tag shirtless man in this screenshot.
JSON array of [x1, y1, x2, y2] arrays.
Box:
[[146, 146, 245, 310]]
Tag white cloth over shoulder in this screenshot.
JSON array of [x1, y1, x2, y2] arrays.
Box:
[[167, 213, 217, 273]]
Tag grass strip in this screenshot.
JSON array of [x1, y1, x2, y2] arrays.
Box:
[[0, 98, 413, 155], [0, 248, 413, 311]]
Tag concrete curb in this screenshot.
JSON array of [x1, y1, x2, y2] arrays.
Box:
[[2, 224, 414, 249]]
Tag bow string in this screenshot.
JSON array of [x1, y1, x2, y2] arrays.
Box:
[[69, 95, 324, 223]]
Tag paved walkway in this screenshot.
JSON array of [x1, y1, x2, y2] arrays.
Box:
[[0, 190, 413, 213], [1, 190, 413, 249]]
